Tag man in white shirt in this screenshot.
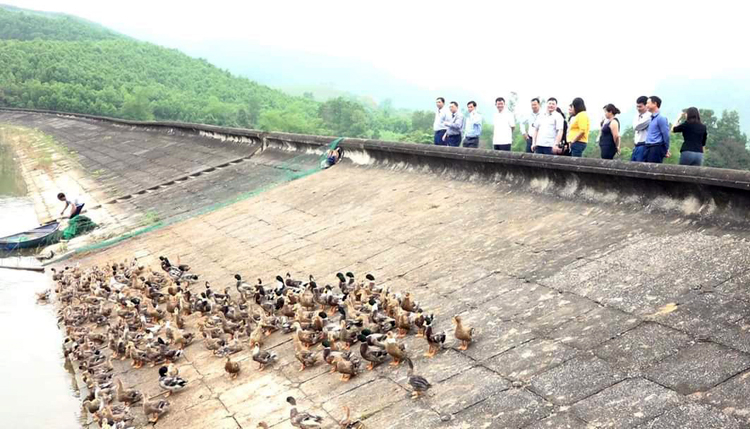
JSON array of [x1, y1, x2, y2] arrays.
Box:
[[433, 97, 450, 145], [631, 95, 652, 162], [58, 192, 85, 219], [520, 98, 541, 153], [532, 97, 564, 155], [492, 97, 516, 151]]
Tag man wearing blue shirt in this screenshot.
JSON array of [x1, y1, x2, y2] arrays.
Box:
[[644, 96, 671, 163], [463, 101, 482, 148]]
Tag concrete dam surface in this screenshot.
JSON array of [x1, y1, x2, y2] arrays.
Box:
[[2, 110, 750, 429]]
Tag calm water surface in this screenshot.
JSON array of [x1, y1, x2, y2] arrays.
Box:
[[0, 138, 81, 428]]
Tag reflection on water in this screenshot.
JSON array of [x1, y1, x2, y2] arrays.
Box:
[[0, 265, 82, 429], [0, 142, 81, 428]]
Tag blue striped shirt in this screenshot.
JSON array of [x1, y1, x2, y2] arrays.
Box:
[[646, 112, 671, 151]]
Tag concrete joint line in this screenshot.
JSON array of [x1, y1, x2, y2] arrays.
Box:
[[483, 337, 540, 363], [693, 359, 750, 393]]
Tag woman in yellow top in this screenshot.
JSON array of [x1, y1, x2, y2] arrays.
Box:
[[567, 97, 590, 157]]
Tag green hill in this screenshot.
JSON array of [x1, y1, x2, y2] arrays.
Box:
[[0, 6, 302, 128], [0, 6, 429, 140], [0, 5, 120, 41]]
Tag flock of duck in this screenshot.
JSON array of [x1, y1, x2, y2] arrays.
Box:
[[50, 255, 476, 428]]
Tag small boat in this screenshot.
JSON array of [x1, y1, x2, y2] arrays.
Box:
[[0, 221, 60, 251]]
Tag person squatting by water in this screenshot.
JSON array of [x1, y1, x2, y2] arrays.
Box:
[[58, 192, 84, 219], [321, 147, 343, 169]]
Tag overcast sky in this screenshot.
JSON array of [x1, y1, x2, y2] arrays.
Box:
[[4, 0, 749, 121]]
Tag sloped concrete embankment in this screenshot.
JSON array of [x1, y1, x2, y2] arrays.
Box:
[[4, 108, 750, 428], [3, 107, 749, 230], [65, 160, 750, 429], [0, 110, 326, 258]]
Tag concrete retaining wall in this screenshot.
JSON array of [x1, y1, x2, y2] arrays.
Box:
[[2, 107, 749, 224]]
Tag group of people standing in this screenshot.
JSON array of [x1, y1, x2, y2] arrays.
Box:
[[433, 95, 708, 166]]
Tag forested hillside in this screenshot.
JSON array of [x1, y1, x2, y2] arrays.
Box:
[[0, 5, 119, 41], [0, 6, 749, 169], [0, 7, 430, 141]]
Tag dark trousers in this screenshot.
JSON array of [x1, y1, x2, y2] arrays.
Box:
[[645, 144, 667, 163], [493, 144, 511, 151], [631, 144, 646, 162], [570, 142, 587, 157], [600, 143, 617, 160], [463, 136, 479, 148], [446, 134, 461, 147], [71, 204, 84, 218], [534, 146, 553, 155], [434, 130, 447, 145], [679, 151, 703, 166], [525, 136, 533, 153]]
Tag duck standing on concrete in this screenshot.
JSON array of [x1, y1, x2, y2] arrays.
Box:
[[143, 397, 170, 423], [294, 335, 319, 371], [225, 356, 241, 379], [333, 352, 362, 382], [384, 331, 408, 366], [287, 396, 324, 428], [405, 358, 431, 399], [115, 378, 143, 405], [358, 333, 388, 370], [337, 406, 365, 428], [452, 315, 474, 351], [252, 343, 278, 371], [424, 315, 446, 358], [158, 365, 188, 397]]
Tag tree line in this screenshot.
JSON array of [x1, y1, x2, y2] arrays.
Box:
[[0, 7, 749, 170]]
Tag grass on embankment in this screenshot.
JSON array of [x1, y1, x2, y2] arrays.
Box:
[[0, 124, 76, 175]]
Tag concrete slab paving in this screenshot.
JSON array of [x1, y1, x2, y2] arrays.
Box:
[[714, 269, 750, 303], [320, 378, 407, 418], [634, 403, 742, 429], [548, 306, 642, 350], [451, 388, 553, 429], [425, 366, 511, 416], [709, 320, 750, 354], [513, 293, 600, 336], [522, 412, 592, 429], [594, 322, 693, 374], [699, 369, 750, 426], [570, 377, 683, 428], [484, 339, 579, 382], [645, 342, 750, 395], [653, 292, 750, 338], [529, 355, 625, 406], [355, 400, 445, 429]]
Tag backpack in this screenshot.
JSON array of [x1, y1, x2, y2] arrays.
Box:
[[553, 109, 571, 156]]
